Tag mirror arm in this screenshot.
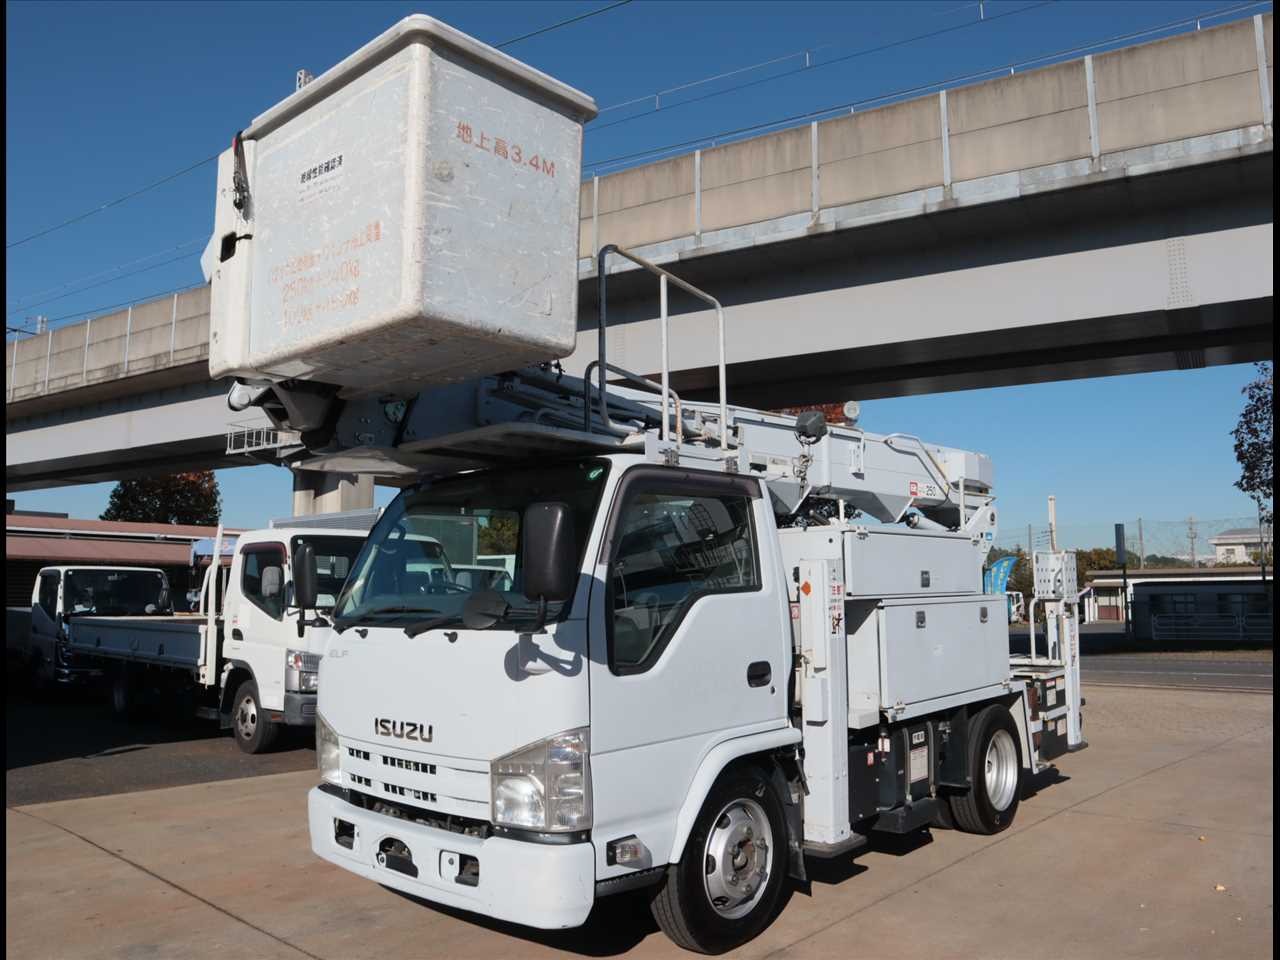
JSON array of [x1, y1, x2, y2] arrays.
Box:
[[528, 596, 548, 633]]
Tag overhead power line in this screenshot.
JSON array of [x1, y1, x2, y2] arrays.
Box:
[[6, 154, 219, 251], [588, 0, 1009, 133], [497, 0, 633, 48], [584, 0, 1269, 172], [6, 3, 632, 254], [7, 236, 205, 315], [37, 280, 209, 328], [7, 250, 202, 318]]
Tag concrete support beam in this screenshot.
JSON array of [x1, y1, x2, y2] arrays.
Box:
[[291, 470, 374, 516]]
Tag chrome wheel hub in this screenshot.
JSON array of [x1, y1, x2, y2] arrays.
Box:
[[984, 728, 1018, 811], [702, 798, 772, 919], [235, 694, 258, 741]]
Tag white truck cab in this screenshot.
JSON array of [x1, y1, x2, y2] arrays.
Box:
[[8, 565, 171, 687], [66, 527, 369, 753], [218, 527, 370, 750]]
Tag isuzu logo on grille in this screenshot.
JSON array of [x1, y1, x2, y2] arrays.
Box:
[[374, 718, 433, 742]]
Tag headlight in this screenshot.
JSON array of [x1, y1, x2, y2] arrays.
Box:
[[287, 648, 321, 693], [491, 727, 590, 833], [316, 712, 342, 785]]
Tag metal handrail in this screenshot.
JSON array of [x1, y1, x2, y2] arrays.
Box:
[[596, 245, 728, 450], [582, 360, 686, 453]]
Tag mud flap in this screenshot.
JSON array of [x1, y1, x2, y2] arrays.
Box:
[[769, 757, 807, 883]]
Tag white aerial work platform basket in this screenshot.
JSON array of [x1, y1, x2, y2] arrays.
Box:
[[203, 16, 598, 395]]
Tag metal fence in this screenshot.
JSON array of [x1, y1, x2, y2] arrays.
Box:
[[1151, 613, 1275, 644], [994, 516, 1272, 567]]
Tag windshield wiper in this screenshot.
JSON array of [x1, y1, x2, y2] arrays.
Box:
[[403, 614, 466, 638], [334, 604, 441, 632]]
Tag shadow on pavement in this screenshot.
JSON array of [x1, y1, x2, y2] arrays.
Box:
[[5, 685, 218, 771], [389, 886, 659, 957], [1021, 767, 1070, 802]]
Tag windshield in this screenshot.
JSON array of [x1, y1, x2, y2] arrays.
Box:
[[65, 569, 169, 616], [334, 459, 610, 629], [290, 534, 366, 609]]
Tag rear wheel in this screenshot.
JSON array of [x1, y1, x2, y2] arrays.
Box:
[[650, 766, 788, 953], [949, 703, 1022, 834], [110, 666, 142, 719], [232, 678, 279, 754]]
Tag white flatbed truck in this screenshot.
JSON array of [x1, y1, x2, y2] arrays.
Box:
[[66, 527, 368, 752], [7, 565, 172, 689], [204, 17, 1086, 951]]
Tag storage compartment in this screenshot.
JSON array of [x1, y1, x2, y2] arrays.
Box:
[[875, 595, 1007, 710], [205, 16, 597, 395], [843, 527, 982, 598]]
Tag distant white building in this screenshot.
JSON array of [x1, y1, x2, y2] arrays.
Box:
[[1209, 527, 1269, 565]]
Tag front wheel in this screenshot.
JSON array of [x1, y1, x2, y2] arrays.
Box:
[[231, 679, 279, 754], [650, 766, 788, 954]]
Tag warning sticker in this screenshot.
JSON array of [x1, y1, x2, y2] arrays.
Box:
[[909, 480, 942, 500], [909, 745, 929, 782]]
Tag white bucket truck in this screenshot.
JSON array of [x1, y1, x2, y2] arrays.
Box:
[[206, 17, 1085, 952], [66, 527, 368, 752]]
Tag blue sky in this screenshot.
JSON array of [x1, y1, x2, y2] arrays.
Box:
[[5, 1, 1271, 538]]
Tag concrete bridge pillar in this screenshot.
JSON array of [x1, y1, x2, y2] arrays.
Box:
[[291, 469, 373, 516]]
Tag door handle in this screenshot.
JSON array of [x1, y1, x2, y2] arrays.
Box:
[[747, 661, 771, 687], [232, 629, 244, 642]]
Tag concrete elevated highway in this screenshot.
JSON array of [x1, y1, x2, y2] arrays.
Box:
[[6, 14, 1274, 493]]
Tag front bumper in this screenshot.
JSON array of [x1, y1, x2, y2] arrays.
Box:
[[282, 691, 317, 726], [308, 786, 596, 929]]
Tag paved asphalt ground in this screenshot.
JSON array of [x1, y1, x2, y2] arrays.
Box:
[[5, 651, 1273, 959], [1082, 653, 1273, 694], [8, 649, 1270, 807]]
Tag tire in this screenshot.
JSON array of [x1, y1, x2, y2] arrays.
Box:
[[231, 678, 279, 754], [110, 666, 142, 719], [650, 766, 788, 954], [949, 703, 1022, 835]]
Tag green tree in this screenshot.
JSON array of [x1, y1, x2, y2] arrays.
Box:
[[101, 471, 222, 525], [1142, 554, 1191, 568], [1231, 361, 1273, 523], [478, 514, 519, 555]]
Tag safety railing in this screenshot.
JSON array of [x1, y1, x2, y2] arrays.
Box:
[[1151, 612, 1273, 644], [594, 245, 727, 451], [225, 420, 299, 456]]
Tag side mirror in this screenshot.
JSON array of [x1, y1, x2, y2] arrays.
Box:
[[293, 543, 318, 610], [521, 502, 577, 604], [157, 587, 171, 612]]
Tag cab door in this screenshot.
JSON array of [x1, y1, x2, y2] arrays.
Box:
[[225, 541, 290, 710], [587, 468, 791, 878], [30, 571, 62, 673]]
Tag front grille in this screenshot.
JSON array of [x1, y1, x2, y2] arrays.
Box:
[[383, 755, 436, 775], [348, 747, 371, 761], [347, 788, 492, 840], [382, 781, 438, 803]]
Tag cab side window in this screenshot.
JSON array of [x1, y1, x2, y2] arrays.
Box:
[[608, 477, 760, 674], [37, 573, 60, 620], [241, 545, 287, 620]]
